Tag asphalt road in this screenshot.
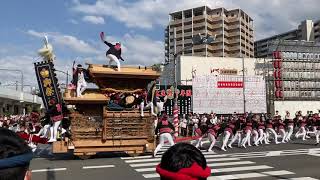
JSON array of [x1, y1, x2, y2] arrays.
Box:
[[30, 139, 320, 180]]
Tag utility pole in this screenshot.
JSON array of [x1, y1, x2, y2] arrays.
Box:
[[171, 33, 216, 137], [242, 56, 246, 114], [0, 69, 24, 92]]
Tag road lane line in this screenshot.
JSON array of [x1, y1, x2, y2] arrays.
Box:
[[206, 157, 241, 162], [145, 169, 294, 180], [125, 158, 161, 163], [211, 165, 272, 173], [121, 155, 153, 160], [126, 156, 237, 164], [209, 173, 266, 180], [136, 167, 155, 172], [262, 170, 294, 176], [210, 169, 295, 180], [208, 161, 255, 167], [143, 173, 160, 178], [32, 168, 67, 173], [204, 154, 228, 158], [130, 158, 240, 168], [122, 147, 320, 160], [131, 162, 158, 168], [230, 155, 267, 159], [227, 152, 267, 156], [82, 165, 115, 169], [136, 161, 255, 172], [122, 154, 226, 160], [266, 151, 282, 156], [287, 178, 319, 180]]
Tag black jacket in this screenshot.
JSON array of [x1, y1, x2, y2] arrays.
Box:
[[155, 120, 175, 135], [104, 41, 124, 61]]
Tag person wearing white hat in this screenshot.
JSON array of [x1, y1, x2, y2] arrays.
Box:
[[73, 63, 87, 98]]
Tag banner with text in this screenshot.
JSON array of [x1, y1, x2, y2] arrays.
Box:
[[192, 75, 266, 114]]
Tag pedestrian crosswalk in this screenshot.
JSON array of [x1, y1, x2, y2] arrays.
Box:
[[121, 146, 320, 180]]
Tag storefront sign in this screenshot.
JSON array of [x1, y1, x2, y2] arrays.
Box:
[[217, 81, 243, 88]]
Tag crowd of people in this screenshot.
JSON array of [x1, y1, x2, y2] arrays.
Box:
[[0, 108, 70, 153], [155, 110, 320, 156]]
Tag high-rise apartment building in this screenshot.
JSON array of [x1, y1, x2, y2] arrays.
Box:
[[255, 20, 320, 58], [315, 20, 320, 42], [164, 6, 254, 62]]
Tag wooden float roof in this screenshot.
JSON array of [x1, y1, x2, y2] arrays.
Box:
[[88, 64, 161, 80], [63, 89, 109, 104]]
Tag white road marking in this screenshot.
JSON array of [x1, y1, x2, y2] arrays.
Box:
[[210, 170, 295, 180], [32, 168, 67, 173], [212, 165, 272, 173], [125, 158, 161, 163], [136, 167, 156, 172], [82, 165, 115, 169], [208, 161, 255, 167], [206, 157, 240, 162], [130, 162, 158, 168], [231, 155, 267, 159], [266, 151, 282, 156], [121, 155, 154, 160], [209, 173, 266, 180], [122, 147, 320, 160], [262, 170, 294, 176], [129, 158, 240, 168], [287, 178, 319, 180], [309, 154, 320, 157], [143, 173, 160, 178], [135, 161, 256, 172]]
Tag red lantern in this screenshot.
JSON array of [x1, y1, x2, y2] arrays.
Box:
[[273, 71, 277, 78], [275, 80, 283, 88], [273, 51, 282, 59], [274, 70, 282, 79], [275, 90, 283, 98], [273, 61, 278, 69], [278, 60, 282, 68], [277, 70, 282, 79]]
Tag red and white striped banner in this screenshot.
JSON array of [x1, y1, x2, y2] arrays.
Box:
[[173, 105, 179, 137]]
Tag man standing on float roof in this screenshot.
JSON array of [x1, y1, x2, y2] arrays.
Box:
[[100, 32, 124, 71]]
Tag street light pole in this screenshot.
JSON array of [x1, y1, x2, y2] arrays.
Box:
[[170, 33, 216, 137], [0, 68, 24, 92], [174, 27, 178, 109], [55, 69, 72, 88], [242, 56, 246, 114]]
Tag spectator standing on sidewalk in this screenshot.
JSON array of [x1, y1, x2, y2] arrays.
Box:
[[179, 114, 188, 137]]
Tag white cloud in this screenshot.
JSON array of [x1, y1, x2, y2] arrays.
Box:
[[26, 30, 99, 54], [82, 15, 105, 24], [27, 29, 163, 64], [0, 54, 74, 89], [71, 0, 320, 40], [0, 31, 163, 89], [69, 19, 79, 24], [84, 33, 164, 66], [0, 55, 37, 89], [121, 34, 163, 65]]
